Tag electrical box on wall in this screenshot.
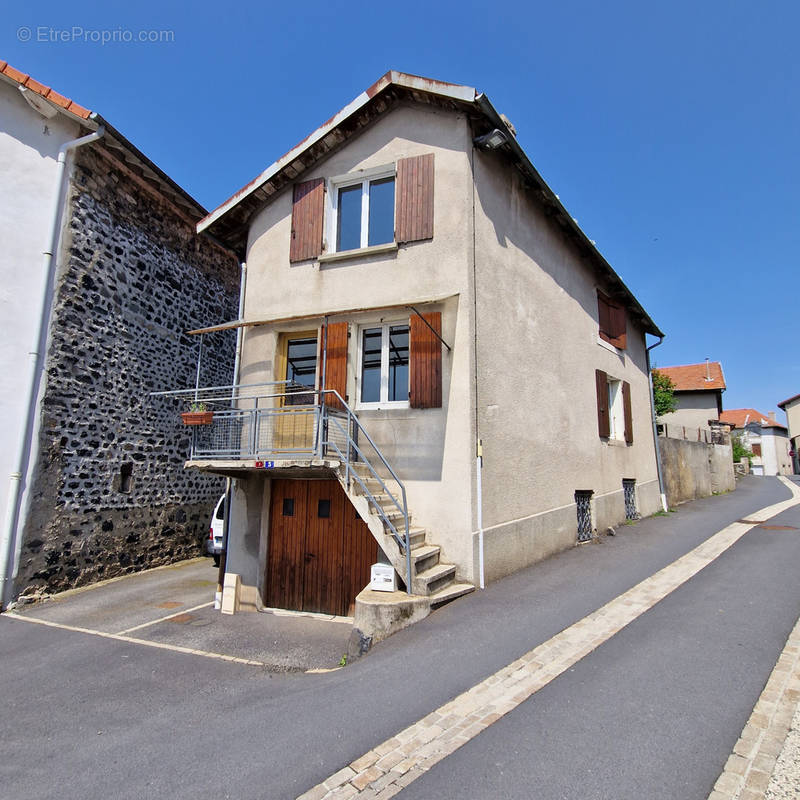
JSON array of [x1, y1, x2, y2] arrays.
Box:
[[370, 563, 397, 592]]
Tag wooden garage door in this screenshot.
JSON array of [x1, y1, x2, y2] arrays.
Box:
[[265, 479, 378, 616]]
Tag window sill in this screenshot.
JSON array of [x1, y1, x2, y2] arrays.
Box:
[[319, 242, 398, 264], [603, 437, 628, 447], [597, 336, 625, 356], [356, 402, 410, 412]]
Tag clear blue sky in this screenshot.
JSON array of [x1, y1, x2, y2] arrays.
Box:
[[3, 1, 798, 419]]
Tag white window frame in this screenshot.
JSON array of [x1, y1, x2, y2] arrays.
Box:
[[608, 378, 625, 440], [327, 164, 396, 253], [356, 321, 410, 410]]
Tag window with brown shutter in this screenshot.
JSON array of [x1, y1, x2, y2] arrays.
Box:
[[596, 369, 610, 437], [597, 291, 627, 350], [290, 178, 325, 263], [410, 311, 442, 409], [322, 322, 348, 409], [395, 154, 434, 243], [751, 443, 762, 457]]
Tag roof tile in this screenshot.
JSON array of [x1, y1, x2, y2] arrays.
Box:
[[1, 60, 92, 120], [656, 362, 726, 392], [720, 408, 787, 430]]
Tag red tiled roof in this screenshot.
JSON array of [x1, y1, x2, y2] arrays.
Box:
[[655, 362, 726, 392], [720, 409, 787, 430], [0, 60, 91, 120]]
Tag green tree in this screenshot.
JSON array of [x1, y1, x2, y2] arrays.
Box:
[[651, 368, 677, 417], [731, 432, 753, 464]]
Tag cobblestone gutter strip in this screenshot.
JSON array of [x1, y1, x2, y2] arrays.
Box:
[[709, 616, 800, 800], [298, 479, 800, 800]]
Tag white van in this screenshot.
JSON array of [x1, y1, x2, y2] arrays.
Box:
[[206, 495, 225, 566]]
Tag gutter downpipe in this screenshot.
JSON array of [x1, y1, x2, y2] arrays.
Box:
[[217, 261, 247, 610], [646, 335, 668, 512], [0, 126, 105, 610]]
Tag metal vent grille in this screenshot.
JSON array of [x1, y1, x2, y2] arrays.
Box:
[[575, 491, 593, 542], [623, 479, 638, 520]]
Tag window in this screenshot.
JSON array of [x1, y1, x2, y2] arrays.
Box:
[[597, 291, 627, 349], [358, 322, 410, 407], [595, 369, 633, 443], [289, 154, 434, 263], [575, 490, 594, 542], [284, 336, 317, 405], [330, 169, 395, 253]]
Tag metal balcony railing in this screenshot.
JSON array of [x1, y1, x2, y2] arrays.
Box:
[[154, 382, 412, 592]]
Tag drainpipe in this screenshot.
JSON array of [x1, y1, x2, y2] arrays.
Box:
[[0, 126, 105, 610], [476, 439, 484, 589], [646, 335, 668, 512], [217, 261, 247, 609]]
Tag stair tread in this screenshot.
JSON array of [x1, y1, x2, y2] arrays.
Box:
[[428, 582, 475, 604], [416, 562, 456, 583], [412, 544, 440, 562]]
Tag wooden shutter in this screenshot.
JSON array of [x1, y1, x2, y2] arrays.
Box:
[[322, 322, 348, 409], [410, 311, 442, 409], [395, 154, 434, 243], [596, 369, 610, 438], [622, 381, 633, 443], [598, 292, 627, 350], [289, 178, 325, 262]]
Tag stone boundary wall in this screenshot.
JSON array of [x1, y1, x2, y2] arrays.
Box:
[[659, 433, 736, 506], [14, 144, 239, 600]]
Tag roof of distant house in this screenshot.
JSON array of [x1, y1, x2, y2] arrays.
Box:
[[0, 59, 208, 219], [720, 409, 787, 430], [195, 70, 662, 336], [656, 362, 726, 392], [778, 392, 800, 409]]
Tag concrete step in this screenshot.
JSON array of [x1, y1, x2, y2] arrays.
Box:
[[408, 527, 427, 549], [415, 562, 456, 595], [411, 544, 440, 573], [428, 582, 475, 608]]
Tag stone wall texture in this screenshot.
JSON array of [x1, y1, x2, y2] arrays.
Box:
[[13, 144, 239, 599], [659, 436, 736, 506]]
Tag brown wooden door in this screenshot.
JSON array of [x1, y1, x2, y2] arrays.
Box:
[[266, 479, 378, 616]]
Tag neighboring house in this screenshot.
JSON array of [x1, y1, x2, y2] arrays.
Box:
[[185, 71, 665, 626], [656, 361, 725, 430], [0, 61, 239, 607], [720, 408, 792, 476], [777, 393, 800, 474]]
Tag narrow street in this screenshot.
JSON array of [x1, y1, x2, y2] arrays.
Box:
[[2, 476, 799, 800]]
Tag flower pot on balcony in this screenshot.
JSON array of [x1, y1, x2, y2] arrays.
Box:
[[181, 411, 214, 426]]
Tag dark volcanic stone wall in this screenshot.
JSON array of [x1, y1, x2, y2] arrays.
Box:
[[14, 145, 239, 599]]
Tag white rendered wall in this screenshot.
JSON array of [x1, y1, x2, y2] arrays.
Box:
[[0, 79, 80, 529]]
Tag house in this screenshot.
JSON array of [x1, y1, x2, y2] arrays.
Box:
[[777, 393, 800, 474], [186, 71, 665, 635], [655, 361, 725, 430], [0, 61, 239, 608], [720, 408, 792, 476]]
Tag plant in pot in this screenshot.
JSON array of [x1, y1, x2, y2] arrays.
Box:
[[181, 401, 214, 426]]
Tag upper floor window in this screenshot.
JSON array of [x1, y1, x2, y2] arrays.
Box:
[[332, 170, 396, 252], [289, 153, 435, 263], [597, 291, 627, 350]]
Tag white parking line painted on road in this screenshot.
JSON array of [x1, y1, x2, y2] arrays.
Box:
[[2, 613, 268, 667], [117, 601, 214, 634], [297, 478, 800, 800]]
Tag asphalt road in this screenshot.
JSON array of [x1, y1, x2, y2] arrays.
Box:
[[1, 476, 798, 800]]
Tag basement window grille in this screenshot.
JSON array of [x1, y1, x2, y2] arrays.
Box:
[[623, 479, 638, 520], [119, 463, 133, 494], [575, 490, 593, 542]]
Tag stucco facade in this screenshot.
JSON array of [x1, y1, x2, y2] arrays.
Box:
[[778, 394, 800, 474], [194, 73, 664, 617], [665, 392, 722, 430]]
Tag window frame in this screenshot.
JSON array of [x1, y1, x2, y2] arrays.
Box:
[[356, 320, 410, 410], [327, 164, 397, 254]]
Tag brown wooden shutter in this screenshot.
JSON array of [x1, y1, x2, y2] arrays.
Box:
[[322, 322, 348, 409], [289, 178, 325, 262], [395, 154, 434, 243], [410, 311, 442, 409], [622, 381, 633, 443], [596, 369, 610, 438], [611, 305, 627, 350]]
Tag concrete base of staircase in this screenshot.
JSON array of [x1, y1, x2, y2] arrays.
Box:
[[348, 584, 475, 659]]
